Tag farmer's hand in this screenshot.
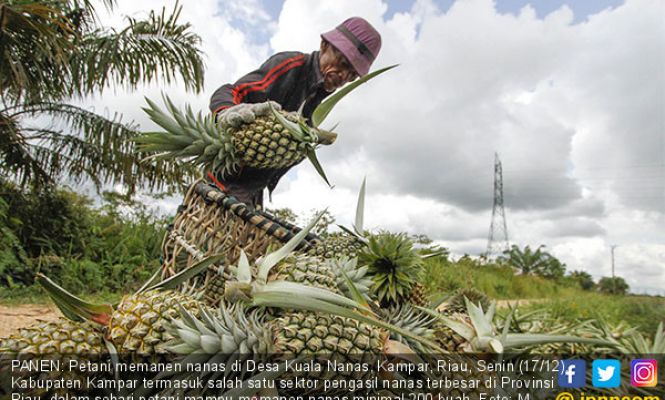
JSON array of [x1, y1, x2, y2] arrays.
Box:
[[217, 101, 282, 128]]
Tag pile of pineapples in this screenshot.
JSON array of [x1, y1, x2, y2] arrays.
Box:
[[2, 66, 662, 398], [4, 182, 661, 399]]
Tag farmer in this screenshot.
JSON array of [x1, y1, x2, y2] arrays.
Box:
[[208, 17, 382, 207]]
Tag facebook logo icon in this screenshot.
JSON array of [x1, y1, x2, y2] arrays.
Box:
[[559, 359, 586, 388]]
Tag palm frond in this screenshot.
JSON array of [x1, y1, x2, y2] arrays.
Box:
[[2, 102, 197, 193], [0, 111, 50, 187], [69, 3, 205, 95], [0, 2, 75, 103]]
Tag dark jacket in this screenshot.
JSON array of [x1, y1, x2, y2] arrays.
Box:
[[209, 51, 331, 206]]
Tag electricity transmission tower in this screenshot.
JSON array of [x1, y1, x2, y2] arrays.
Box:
[[485, 152, 510, 258]]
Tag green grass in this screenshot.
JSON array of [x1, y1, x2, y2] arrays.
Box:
[[422, 256, 580, 299], [517, 292, 665, 334], [422, 255, 665, 335]]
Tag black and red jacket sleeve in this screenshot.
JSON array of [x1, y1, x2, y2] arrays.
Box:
[[209, 51, 306, 115]]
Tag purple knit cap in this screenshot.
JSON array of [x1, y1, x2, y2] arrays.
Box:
[[321, 17, 382, 77]]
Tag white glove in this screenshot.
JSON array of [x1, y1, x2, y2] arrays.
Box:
[[217, 101, 282, 128]]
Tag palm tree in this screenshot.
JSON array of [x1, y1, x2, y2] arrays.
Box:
[[498, 244, 566, 279], [498, 244, 548, 274], [568, 270, 595, 290], [0, 0, 204, 192]]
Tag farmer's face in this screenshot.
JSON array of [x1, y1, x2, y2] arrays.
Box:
[[319, 40, 358, 92]]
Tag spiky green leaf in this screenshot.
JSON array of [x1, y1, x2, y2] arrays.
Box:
[[354, 177, 366, 235], [257, 211, 325, 283], [311, 64, 398, 127], [147, 254, 224, 291], [306, 148, 331, 187]]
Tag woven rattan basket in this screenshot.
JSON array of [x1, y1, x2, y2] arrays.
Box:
[[160, 180, 321, 300]]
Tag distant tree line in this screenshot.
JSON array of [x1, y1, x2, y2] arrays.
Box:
[[497, 244, 629, 295]]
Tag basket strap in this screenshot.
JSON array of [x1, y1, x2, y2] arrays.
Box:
[[193, 182, 315, 250], [256, 209, 322, 244]]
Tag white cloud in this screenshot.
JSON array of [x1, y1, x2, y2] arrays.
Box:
[[78, 0, 664, 294]]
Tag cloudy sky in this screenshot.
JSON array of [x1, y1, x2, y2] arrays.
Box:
[[86, 0, 664, 294]]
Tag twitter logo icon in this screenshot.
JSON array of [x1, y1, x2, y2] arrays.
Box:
[[593, 359, 621, 388]]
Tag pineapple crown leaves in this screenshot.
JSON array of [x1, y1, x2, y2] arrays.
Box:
[[579, 320, 664, 354], [168, 303, 274, 356], [225, 210, 362, 310], [383, 303, 438, 352], [146, 254, 225, 292], [276, 65, 397, 187], [36, 255, 223, 326], [340, 269, 371, 311], [135, 95, 238, 176], [624, 322, 664, 353], [36, 273, 114, 325], [442, 288, 492, 315], [354, 177, 367, 236], [325, 256, 373, 298], [359, 231, 423, 305], [418, 298, 613, 353]]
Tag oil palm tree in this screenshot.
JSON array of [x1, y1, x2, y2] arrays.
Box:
[[498, 244, 566, 279], [0, 0, 204, 192]]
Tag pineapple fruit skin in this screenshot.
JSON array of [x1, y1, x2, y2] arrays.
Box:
[[269, 255, 340, 293], [407, 282, 428, 307], [308, 232, 365, 259], [273, 311, 386, 396], [1, 319, 104, 355], [0, 319, 107, 396], [230, 114, 308, 170], [274, 312, 384, 357], [108, 289, 200, 356]]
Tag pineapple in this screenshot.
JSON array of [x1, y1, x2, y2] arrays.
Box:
[[202, 264, 227, 306], [168, 303, 385, 396], [268, 255, 340, 293], [108, 289, 200, 356], [308, 232, 365, 259], [135, 66, 397, 186], [307, 177, 369, 259], [441, 288, 491, 315], [137, 98, 328, 177], [407, 282, 428, 307], [0, 319, 107, 396], [433, 312, 475, 352], [34, 256, 220, 359], [1, 319, 104, 356], [310, 179, 430, 308], [229, 113, 312, 169]]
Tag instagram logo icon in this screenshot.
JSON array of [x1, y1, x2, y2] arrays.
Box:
[[631, 359, 657, 387]]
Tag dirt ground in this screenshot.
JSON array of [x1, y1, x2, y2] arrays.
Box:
[[0, 304, 62, 338], [0, 299, 544, 338]]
